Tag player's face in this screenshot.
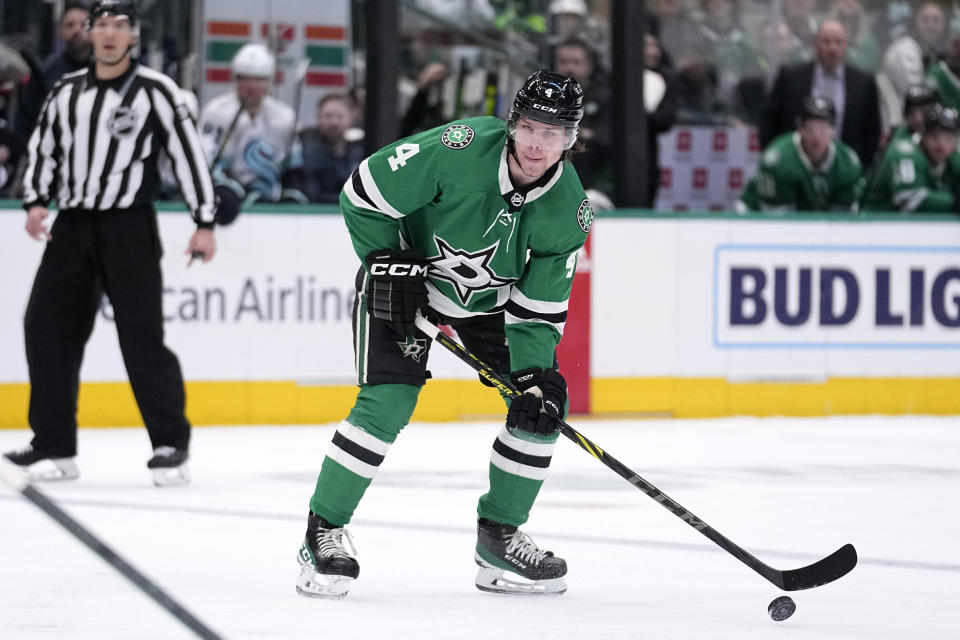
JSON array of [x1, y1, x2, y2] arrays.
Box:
[[508, 117, 567, 184], [923, 129, 958, 165], [89, 15, 136, 66], [798, 119, 834, 163], [236, 76, 270, 109], [906, 106, 928, 133]]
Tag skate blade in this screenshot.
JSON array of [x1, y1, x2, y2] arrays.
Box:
[[296, 563, 353, 599], [474, 563, 567, 596], [26, 458, 79, 482], [151, 464, 190, 487]]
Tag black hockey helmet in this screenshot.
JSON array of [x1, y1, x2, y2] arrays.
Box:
[[88, 0, 139, 29], [798, 96, 837, 126], [508, 70, 584, 148], [904, 85, 939, 114], [511, 70, 584, 127], [924, 103, 960, 133]]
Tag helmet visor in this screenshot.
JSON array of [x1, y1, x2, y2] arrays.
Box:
[[508, 117, 578, 151]]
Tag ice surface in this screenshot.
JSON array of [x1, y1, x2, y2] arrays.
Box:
[[1, 415, 958, 639]]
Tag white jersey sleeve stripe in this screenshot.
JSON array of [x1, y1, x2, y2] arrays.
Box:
[[357, 158, 404, 219]]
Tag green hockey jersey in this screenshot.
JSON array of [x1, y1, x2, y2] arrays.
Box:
[[738, 132, 862, 212], [927, 61, 960, 111], [340, 116, 591, 371], [860, 137, 960, 212]]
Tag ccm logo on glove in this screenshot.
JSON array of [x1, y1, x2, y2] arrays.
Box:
[[369, 262, 429, 278]]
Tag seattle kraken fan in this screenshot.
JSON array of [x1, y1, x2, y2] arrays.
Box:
[[861, 104, 960, 212], [2, 0, 216, 486], [296, 70, 592, 599], [738, 96, 863, 212]]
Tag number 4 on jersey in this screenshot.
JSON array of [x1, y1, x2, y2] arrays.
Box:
[[388, 143, 420, 171]]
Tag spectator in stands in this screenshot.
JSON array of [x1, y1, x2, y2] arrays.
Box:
[[14, 2, 91, 136], [399, 61, 450, 137], [861, 103, 960, 213], [197, 43, 304, 205], [644, 33, 677, 208], [697, 0, 762, 108], [552, 38, 613, 196], [298, 93, 365, 204], [651, 0, 698, 65], [735, 19, 807, 125], [761, 19, 880, 168], [878, 1, 949, 132], [672, 37, 731, 126], [827, 0, 881, 73], [738, 97, 862, 213], [783, 0, 820, 58]]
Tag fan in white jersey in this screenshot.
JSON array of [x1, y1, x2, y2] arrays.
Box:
[[197, 43, 304, 204]]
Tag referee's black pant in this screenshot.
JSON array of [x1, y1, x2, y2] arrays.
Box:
[[23, 205, 190, 457]]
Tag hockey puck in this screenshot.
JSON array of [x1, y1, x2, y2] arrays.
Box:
[[768, 595, 796, 621]]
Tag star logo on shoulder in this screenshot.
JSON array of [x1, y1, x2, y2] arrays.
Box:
[[397, 336, 428, 362], [428, 236, 514, 305]]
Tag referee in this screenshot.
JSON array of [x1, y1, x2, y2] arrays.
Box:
[[3, 0, 215, 486]]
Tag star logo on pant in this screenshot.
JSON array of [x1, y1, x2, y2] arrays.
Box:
[[397, 336, 428, 362]]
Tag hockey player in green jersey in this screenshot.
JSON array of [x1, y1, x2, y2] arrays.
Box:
[[927, 33, 960, 112], [861, 104, 960, 212], [296, 71, 591, 599], [888, 85, 940, 147], [737, 97, 863, 212], [861, 85, 940, 202]]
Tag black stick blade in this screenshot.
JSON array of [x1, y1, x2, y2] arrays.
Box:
[[774, 543, 858, 591]]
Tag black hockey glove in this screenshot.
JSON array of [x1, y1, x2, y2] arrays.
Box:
[[506, 367, 567, 436], [365, 248, 430, 337], [212, 179, 243, 226]]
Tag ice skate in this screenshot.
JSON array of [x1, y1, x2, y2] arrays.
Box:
[[3, 445, 79, 481], [147, 446, 190, 487], [296, 513, 359, 599], [474, 518, 567, 595]]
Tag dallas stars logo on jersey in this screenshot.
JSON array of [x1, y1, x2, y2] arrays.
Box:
[[428, 236, 514, 305], [441, 124, 475, 149]]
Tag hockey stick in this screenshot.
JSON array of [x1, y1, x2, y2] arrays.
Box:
[[413, 314, 858, 592], [0, 459, 223, 639], [209, 99, 245, 170], [285, 57, 311, 162]]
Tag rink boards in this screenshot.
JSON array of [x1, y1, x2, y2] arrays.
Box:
[[0, 204, 958, 425]]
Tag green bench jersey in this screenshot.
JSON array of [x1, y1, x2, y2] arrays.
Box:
[[861, 137, 960, 212], [738, 132, 862, 212], [340, 115, 591, 372], [927, 61, 960, 111]]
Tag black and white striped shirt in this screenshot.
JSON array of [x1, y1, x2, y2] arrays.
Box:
[[23, 62, 215, 226]]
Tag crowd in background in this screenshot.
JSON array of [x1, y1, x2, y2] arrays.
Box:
[[2, 0, 960, 214]]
